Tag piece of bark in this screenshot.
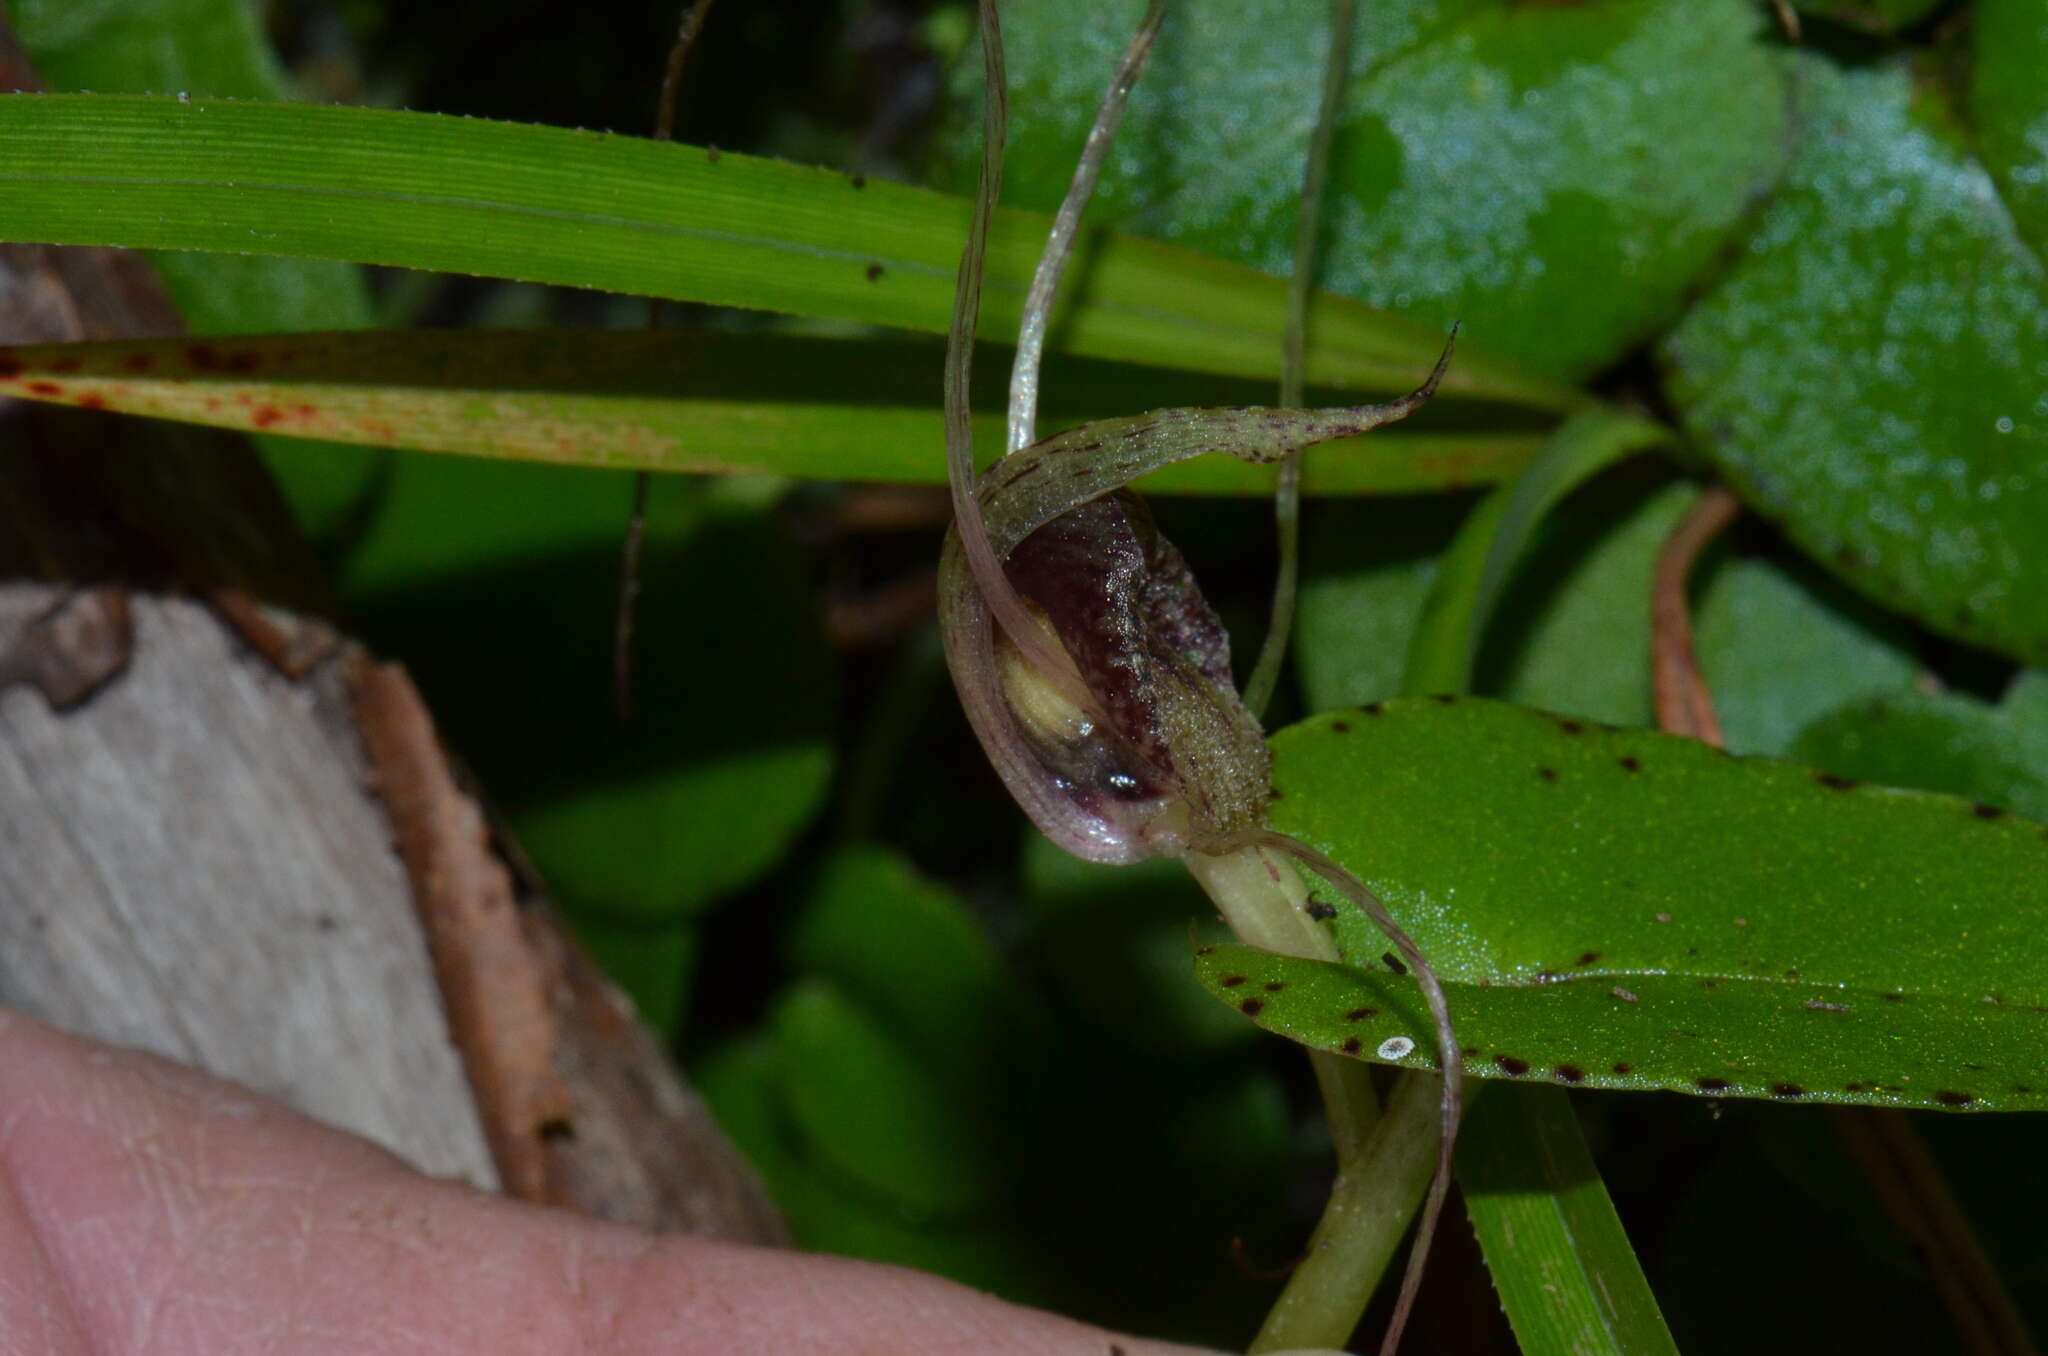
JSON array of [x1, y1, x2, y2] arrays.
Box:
[[0, 592, 499, 1186], [0, 17, 784, 1244], [0, 587, 132, 708], [353, 658, 789, 1241]]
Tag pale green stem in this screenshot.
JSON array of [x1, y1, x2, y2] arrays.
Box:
[[1251, 1071, 1461, 1355], [1182, 846, 1393, 1325], [1184, 847, 1382, 1138], [1185, 837, 1467, 1354]]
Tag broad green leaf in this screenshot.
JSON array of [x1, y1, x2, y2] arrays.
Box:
[[1200, 697, 2048, 1112], [770, 978, 1005, 1217], [0, 330, 1546, 495], [1474, 472, 1696, 727], [0, 93, 1574, 410], [345, 468, 833, 926], [789, 846, 1033, 1098], [694, 1036, 1038, 1298], [1296, 476, 1922, 749], [5, 0, 382, 543], [1664, 58, 2048, 667], [1791, 675, 2048, 823], [1973, 0, 2048, 259], [1693, 555, 1922, 757], [1294, 493, 1476, 712], [1403, 408, 1672, 695], [962, 0, 1788, 383], [1460, 1084, 1680, 1356]]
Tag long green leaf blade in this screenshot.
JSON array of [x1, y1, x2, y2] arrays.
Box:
[[1403, 408, 1674, 694], [1459, 1084, 1681, 1356], [0, 93, 1577, 411], [0, 330, 1542, 493]]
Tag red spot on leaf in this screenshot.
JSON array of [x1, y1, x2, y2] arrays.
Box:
[[76, 393, 107, 411], [252, 405, 284, 429], [26, 381, 63, 397]]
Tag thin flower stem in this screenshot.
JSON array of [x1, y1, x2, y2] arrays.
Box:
[[1249, 831, 1460, 1356], [1007, 0, 1166, 456], [1185, 828, 1463, 1356], [947, 0, 1098, 711], [1182, 845, 1381, 1158], [1250, 1071, 1452, 1355], [617, 0, 720, 719], [1243, 0, 1354, 720], [1182, 841, 1459, 1353]]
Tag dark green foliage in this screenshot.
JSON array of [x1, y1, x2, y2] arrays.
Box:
[[10, 0, 2048, 1349]]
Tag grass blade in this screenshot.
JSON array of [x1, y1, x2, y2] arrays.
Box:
[[0, 94, 1579, 411], [1403, 408, 1675, 694], [0, 329, 1543, 494], [1459, 1084, 1680, 1356]]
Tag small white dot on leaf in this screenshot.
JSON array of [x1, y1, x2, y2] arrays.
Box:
[[1377, 1036, 1416, 1060]]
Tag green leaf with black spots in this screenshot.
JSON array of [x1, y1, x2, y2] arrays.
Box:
[[5, 0, 381, 546], [1203, 697, 2048, 1112], [1664, 57, 2048, 667], [953, 0, 1788, 383], [1973, 0, 2048, 259], [345, 464, 833, 925], [769, 978, 1006, 1218], [1791, 674, 2048, 823]]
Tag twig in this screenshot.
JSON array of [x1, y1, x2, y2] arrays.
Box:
[[1829, 1107, 2040, 1356], [617, 1, 721, 720], [1649, 483, 1739, 744]]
